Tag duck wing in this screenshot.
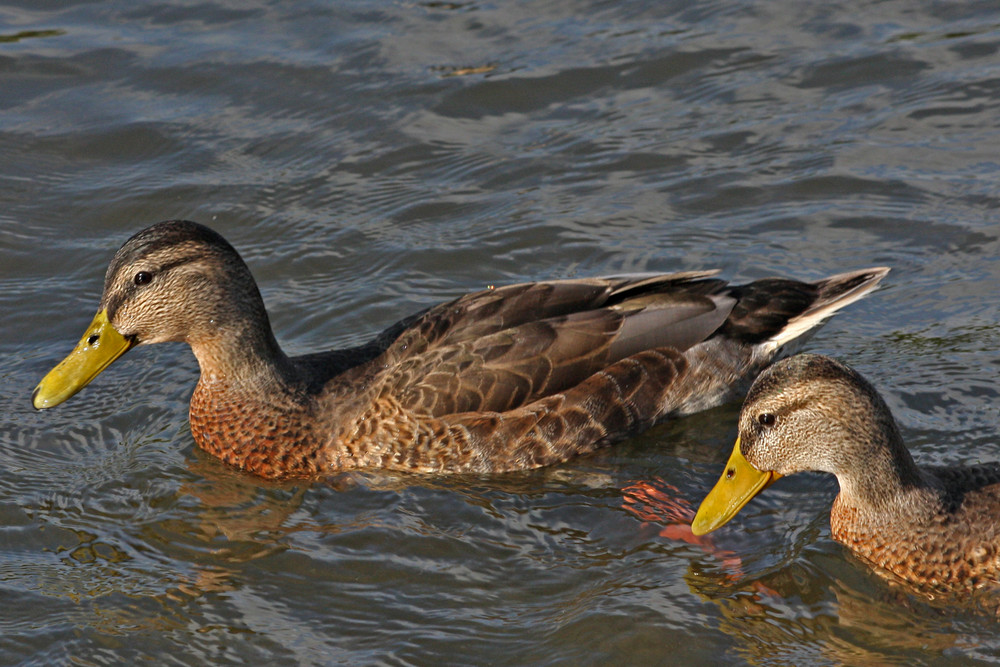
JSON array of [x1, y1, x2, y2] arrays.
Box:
[[377, 273, 736, 416]]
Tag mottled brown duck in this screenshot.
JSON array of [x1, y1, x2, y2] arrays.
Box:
[[33, 221, 887, 479], [692, 353, 1000, 595]]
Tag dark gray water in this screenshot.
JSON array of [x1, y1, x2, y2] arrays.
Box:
[[4, 1, 1000, 664]]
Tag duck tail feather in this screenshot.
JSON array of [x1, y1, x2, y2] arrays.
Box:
[[761, 266, 890, 354]]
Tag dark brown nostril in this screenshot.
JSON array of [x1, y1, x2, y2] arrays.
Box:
[[725, 467, 735, 480], [87, 334, 99, 346]]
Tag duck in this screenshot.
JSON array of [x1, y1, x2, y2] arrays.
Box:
[[32, 220, 887, 479], [692, 353, 1000, 594]]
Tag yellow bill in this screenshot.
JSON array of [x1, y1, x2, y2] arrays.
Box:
[[32, 310, 134, 409], [691, 436, 781, 535]]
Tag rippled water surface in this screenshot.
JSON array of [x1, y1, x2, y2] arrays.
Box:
[[4, 1, 1000, 664]]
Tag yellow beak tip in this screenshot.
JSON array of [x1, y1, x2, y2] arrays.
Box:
[[689, 510, 722, 536], [32, 383, 66, 410], [31, 387, 45, 410]]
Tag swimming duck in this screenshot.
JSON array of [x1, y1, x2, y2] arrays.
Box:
[[692, 353, 1000, 593], [33, 221, 887, 479]]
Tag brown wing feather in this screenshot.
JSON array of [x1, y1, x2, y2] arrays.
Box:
[[386, 271, 725, 352], [377, 283, 735, 418], [384, 313, 622, 416]]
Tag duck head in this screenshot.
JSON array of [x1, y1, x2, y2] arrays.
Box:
[[32, 220, 277, 409], [692, 353, 910, 535]]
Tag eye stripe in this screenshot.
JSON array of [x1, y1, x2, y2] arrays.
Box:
[[103, 255, 199, 320]]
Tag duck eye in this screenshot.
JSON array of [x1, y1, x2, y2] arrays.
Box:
[[134, 271, 153, 286], [757, 413, 777, 427]]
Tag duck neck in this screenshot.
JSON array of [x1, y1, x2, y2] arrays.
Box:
[[189, 319, 296, 392], [834, 417, 932, 518], [187, 322, 326, 478]]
